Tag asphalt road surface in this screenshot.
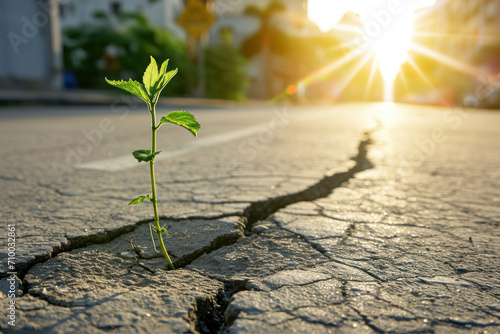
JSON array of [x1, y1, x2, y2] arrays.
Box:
[[0, 102, 499, 333]]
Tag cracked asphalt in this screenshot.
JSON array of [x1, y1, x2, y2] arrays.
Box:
[[0, 103, 499, 333]]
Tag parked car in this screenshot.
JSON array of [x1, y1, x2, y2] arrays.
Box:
[[462, 78, 500, 109]]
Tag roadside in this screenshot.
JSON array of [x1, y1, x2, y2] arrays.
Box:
[[0, 89, 267, 108]]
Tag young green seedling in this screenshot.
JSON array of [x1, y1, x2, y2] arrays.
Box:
[[105, 56, 200, 270]]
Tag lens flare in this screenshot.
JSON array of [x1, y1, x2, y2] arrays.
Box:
[[286, 84, 297, 95], [267, 0, 460, 104], [359, 4, 414, 100]]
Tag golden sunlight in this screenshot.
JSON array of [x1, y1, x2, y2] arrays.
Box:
[[307, 1, 349, 33], [360, 11, 413, 82], [359, 5, 414, 100], [308, 0, 438, 101]]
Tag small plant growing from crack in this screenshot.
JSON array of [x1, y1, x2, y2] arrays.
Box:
[[106, 56, 201, 270]]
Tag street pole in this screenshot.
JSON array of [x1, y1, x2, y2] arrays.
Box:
[[197, 35, 206, 97], [50, 0, 63, 89], [177, 0, 215, 97]]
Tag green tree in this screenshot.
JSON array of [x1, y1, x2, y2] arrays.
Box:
[[64, 12, 196, 96], [205, 29, 249, 100], [241, 2, 285, 97]]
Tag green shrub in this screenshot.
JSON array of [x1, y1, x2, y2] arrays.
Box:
[[64, 12, 196, 96], [205, 40, 249, 101]]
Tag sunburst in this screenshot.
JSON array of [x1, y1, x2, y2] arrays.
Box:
[[269, 0, 486, 104]]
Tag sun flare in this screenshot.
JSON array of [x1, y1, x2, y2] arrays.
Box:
[[308, 0, 438, 101], [361, 12, 413, 83], [359, 6, 415, 100], [307, 1, 349, 33]]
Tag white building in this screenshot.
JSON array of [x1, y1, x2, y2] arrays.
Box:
[[213, 0, 307, 16], [210, 0, 308, 45], [0, 0, 63, 89]]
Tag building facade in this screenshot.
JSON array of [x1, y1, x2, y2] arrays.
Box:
[[0, 0, 63, 89], [422, 0, 500, 61]]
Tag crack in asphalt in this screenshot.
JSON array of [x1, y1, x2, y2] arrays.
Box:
[[240, 132, 373, 234], [37, 182, 68, 196], [10, 128, 374, 280], [191, 131, 376, 333], [0, 175, 25, 183], [10, 124, 497, 333], [348, 306, 385, 333], [10, 129, 378, 334], [5, 213, 241, 283], [267, 218, 386, 283], [193, 281, 247, 334]]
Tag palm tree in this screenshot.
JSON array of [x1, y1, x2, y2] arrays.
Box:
[[241, 1, 285, 98]]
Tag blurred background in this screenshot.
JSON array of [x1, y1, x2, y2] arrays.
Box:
[[0, 0, 499, 107]]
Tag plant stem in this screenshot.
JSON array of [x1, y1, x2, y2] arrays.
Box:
[[149, 104, 175, 270]]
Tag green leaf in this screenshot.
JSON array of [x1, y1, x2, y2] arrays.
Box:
[[132, 149, 150, 161], [105, 78, 150, 103], [143, 56, 159, 95], [151, 68, 178, 103], [129, 195, 152, 205], [159, 69, 178, 90], [159, 59, 169, 77], [157, 111, 201, 136], [132, 149, 161, 162]]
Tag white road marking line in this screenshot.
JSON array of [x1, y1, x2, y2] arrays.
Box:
[[74, 123, 273, 172], [73, 108, 334, 172]]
